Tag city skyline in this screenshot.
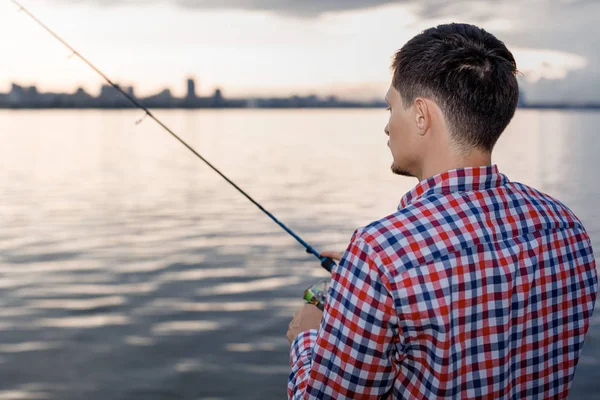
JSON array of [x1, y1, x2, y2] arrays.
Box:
[[1, 1, 598, 103], [3, 75, 599, 110], [0, 77, 388, 109]]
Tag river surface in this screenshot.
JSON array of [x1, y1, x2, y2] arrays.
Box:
[[0, 109, 598, 399]]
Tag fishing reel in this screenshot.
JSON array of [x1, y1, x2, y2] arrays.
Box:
[[303, 279, 331, 311], [302, 255, 336, 311]]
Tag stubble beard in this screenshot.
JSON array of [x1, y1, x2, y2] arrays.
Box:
[[391, 162, 414, 178]]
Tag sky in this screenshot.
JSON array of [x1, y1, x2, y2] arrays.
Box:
[[0, 0, 598, 102]]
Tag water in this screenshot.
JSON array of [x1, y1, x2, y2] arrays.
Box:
[[0, 109, 598, 399]]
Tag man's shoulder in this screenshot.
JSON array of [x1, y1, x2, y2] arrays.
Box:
[[349, 206, 438, 273], [353, 207, 422, 248], [506, 181, 585, 230], [353, 191, 468, 247]]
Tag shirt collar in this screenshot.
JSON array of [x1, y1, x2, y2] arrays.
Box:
[[399, 164, 509, 210]]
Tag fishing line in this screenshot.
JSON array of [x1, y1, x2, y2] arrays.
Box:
[[12, 0, 337, 274]]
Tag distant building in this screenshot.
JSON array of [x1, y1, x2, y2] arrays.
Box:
[[213, 88, 223, 107], [99, 84, 116, 100], [187, 78, 196, 100], [7, 84, 40, 107], [8, 84, 25, 105], [71, 88, 94, 107], [144, 88, 175, 108], [26, 86, 38, 98], [97, 84, 135, 107]]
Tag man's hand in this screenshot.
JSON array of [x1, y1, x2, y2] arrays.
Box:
[[320, 250, 343, 261], [285, 250, 341, 344], [287, 304, 323, 344]]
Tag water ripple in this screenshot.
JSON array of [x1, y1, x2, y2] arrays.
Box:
[[196, 276, 302, 295], [35, 314, 129, 328], [151, 321, 221, 335], [27, 296, 127, 310]]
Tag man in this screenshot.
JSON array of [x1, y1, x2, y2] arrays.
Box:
[[287, 23, 597, 399]]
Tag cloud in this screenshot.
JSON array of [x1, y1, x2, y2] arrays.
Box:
[[177, 0, 399, 17], [513, 48, 588, 82], [49, 0, 598, 21], [52, 0, 402, 17]]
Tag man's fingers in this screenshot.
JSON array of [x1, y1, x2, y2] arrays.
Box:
[[320, 250, 343, 261]]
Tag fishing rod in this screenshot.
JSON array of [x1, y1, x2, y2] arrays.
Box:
[[12, 0, 337, 305]]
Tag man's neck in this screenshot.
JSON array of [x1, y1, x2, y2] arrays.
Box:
[[416, 151, 492, 182]]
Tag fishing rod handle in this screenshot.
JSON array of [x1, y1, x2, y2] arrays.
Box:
[[320, 256, 336, 273], [304, 247, 337, 273]]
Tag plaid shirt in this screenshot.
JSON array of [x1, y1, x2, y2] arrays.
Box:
[[289, 165, 597, 399]]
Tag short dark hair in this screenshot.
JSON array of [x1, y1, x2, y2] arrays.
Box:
[[392, 23, 519, 152]]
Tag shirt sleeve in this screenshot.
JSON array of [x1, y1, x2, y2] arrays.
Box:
[[288, 236, 400, 399]]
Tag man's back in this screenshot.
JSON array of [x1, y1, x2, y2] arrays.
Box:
[[289, 166, 597, 399], [363, 165, 598, 398]]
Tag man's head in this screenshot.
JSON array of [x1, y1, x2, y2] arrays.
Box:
[[384, 23, 519, 179]]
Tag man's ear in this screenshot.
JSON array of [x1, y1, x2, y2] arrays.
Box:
[[414, 98, 429, 136]]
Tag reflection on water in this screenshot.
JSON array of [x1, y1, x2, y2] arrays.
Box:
[[123, 336, 155, 347], [196, 276, 303, 296], [36, 314, 129, 328], [17, 283, 158, 297], [225, 338, 288, 353], [0, 342, 61, 353], [0, 109, 598, 399], [159, 267, 250, 281], [28, 296, 127, 310], [151, 321, 221, 335], [138, 299, 266, 313], [0, 390, 50, 400]]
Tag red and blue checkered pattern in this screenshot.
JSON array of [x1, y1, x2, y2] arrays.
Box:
[[289, 165, 597, 399]]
